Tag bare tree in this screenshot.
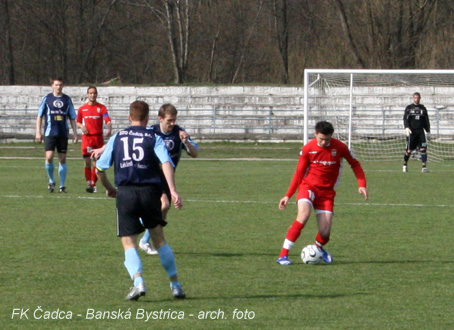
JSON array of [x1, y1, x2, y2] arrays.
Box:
[[271, 0, 289, 84], [1, 0, 15, 84]]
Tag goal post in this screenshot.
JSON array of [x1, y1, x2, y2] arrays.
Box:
[[303, 69, 454, 162]]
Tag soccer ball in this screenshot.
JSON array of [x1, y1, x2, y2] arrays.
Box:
[[301, 244, 323, 265]]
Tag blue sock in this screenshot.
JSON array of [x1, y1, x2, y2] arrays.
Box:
[[141, 229, 150, 244], [124, 248, 143, 280], [158, 244, 177, 278], [45, 162, 55, 183], [58, 163, 67, 188], [170, 281, 181, 288]]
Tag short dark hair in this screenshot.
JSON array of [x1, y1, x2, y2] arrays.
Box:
[[413, 92, 421, 97], [158, 103, 178, 118], [130, 100, 149, 121], [315, 121, 334, 135], [87, 86, 97, 93], [51, 77, 63, 84]]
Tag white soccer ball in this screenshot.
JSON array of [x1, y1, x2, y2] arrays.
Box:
[[301, 244, 323, 265]]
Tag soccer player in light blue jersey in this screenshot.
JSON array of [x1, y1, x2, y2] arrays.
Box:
[[35, 78, 78, 193], [96, 100, 186, 301]]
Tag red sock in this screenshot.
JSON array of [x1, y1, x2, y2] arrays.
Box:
[[84, 167, 91, 183], [315, 231, 330, 249], [91, 166, 97, 185], [279, 220, 304, 257]]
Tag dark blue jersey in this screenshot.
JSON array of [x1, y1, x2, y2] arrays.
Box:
[[403, 103, 430, 133], [96, 126, 174, 187], [38, 93, 76, 137], [150, 124, 198, 168]]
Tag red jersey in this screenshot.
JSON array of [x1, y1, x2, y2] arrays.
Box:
[[285, 138, 366, 198], [76, 102, 110, 136]]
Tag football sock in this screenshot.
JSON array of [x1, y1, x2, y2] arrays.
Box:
[[279, 220, 304, 257], [158, 244, 177, 278], [134, 276, 144, 287], [171, 281, 181, 288], [91, 166, 97, 185], [45, 162, 55, 183], [84, 167, 91, 183], [404, 154, 410, 163], [315, 231, 330, 249], [58, 163, 67, 188], [421, 152, 427, 164], [124, 248, 143, 280], [141, 230, 151, 244]]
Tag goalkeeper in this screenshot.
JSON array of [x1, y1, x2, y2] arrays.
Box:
[[403, 92, 431, 173]]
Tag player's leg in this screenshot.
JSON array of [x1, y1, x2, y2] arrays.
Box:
[[121, 234, 146, 300], [139, 192, 169, 255], [276, 197, 313, 265], [117, 186, 147, 300], [149, 225, 185, 298], [403, 136, 412, 172], [83, 156, 95, 192], [315, 210, 334, 263], [420, 138, 429, 172], [90, 135, 104, 190], [56, 137, 68, 193], [44, 137, 56, 192]]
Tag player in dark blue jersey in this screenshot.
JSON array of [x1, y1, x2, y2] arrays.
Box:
[[96, 101, 186, 301], [138, 104, 198, 255], [403, 92, 431, 173], [35, 78, 78, 193]]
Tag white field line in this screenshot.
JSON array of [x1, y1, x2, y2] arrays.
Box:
[[0, 194, 452, 208]]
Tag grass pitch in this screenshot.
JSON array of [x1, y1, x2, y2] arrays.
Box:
[[1, 142, 453, 329]]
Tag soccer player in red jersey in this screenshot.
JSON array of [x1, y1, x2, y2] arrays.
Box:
[[76, 86, 112, 193], [276, 121, 368, 265]]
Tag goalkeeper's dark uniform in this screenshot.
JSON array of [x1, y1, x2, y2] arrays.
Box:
[[403, 93, 430, 172], [403, 102, 430, 151]]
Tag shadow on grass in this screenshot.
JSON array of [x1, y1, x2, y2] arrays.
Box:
[[137, 291, 368, 303]]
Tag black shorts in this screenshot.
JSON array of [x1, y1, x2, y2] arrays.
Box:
[[406, 130, 427, 151], [116, 185, 167, 237], [44, 136, 68, 153]]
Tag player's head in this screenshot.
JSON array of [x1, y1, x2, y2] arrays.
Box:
[[129, 100, 149, 124], [413, 92, 421, 105], [87, 86, 98, 103], [51, 78, 64, 95], [314, 121, 334, 148], [158, 103, 178, 133]]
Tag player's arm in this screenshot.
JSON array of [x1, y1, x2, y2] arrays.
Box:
[[424, 108, 430, 133], [343, 148, 368, 200], [179, 129, 198, 158], [155, 135, 182, 209], [162, 162, 182, 210], [279, 149, 308, 209], [96, 134, 117, 197], [35, 116, 43, 142], [70, 118, 78, 143], [403, 107, 412, 136], [36, 96, 46, 142], [103, 109, 112, 137]]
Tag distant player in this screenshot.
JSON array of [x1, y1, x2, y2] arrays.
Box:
[[96, 100, 186, 300], [403, 92, 431, 173], [76, 86, 112, 192], [276, 121, 368, 266], [138, 104, 198, 255], [35, 78, 78, 193]]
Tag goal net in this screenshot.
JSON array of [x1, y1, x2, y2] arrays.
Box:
[[303, 69, 454, 162]]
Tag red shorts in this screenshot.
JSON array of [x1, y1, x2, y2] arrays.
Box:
[[296, 183, 336, 213], [81, 135, 104, 156]]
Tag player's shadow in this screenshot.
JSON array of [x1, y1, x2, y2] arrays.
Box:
[[138, 292, 368, 303]]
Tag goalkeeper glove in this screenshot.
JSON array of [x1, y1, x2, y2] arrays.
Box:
[[405, 128, 412, 137]]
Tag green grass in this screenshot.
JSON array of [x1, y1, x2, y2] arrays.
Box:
[[1, 142, 453, 329]]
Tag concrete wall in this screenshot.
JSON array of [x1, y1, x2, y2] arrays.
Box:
[[1, 85, 453, 142]]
